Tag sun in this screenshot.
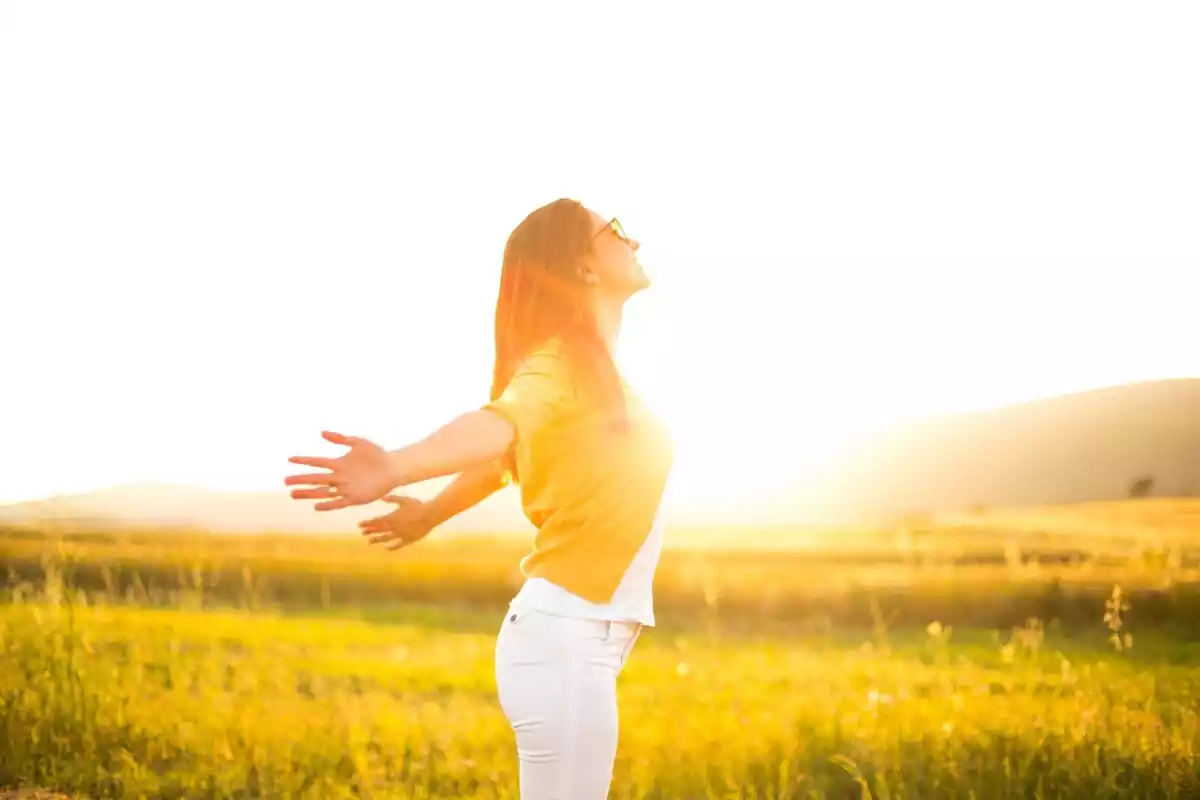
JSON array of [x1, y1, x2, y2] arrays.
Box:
[[617, 292, 857, 516], [635, 379, 855, 515]]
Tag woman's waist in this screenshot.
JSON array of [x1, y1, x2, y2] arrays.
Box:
[[509, 577, 654, 626]]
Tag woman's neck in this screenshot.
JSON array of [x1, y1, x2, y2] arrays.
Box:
[[591, 292, 625, 353]]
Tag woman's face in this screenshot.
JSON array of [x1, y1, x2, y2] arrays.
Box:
[[582, 208, 647, 297]]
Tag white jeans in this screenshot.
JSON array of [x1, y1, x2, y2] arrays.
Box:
[[494, 608, 643, 799]]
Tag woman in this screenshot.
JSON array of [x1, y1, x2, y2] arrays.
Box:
[[284, 198, 675, 798]]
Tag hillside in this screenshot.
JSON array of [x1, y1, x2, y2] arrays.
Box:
[[795, 378, 1200, 522]]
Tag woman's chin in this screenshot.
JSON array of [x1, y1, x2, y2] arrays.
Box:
[[621, 277, 651, 298], [610, 268, 651, 299], [630, 266, 651, 292]]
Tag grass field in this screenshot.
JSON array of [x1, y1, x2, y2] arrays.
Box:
[[3, 500, 1200, 798]]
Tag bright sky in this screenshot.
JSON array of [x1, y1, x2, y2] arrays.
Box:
[[2, 2, 1197, 510]]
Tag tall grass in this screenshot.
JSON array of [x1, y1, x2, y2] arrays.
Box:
[[2, 503, 1200, 797], [3, 580, 1198, 798]]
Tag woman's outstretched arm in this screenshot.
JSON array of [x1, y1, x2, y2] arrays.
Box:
[[386, 409, 515, 488], [286, 410, 516, 511], [358, 459, 510, 550], [287, 347, 562, 512], [415, 457, 510, 527]]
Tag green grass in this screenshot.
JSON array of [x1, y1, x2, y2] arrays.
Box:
[[2, 591, 1198, 799], [2, 502, 1199, 798]]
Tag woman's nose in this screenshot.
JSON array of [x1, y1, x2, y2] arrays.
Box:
[[630, 238, 641, 252]]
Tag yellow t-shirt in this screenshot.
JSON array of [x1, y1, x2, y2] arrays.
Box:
[[482, 339, 674, 604]]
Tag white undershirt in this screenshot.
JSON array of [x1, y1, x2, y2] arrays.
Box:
[[506, 506, 666, 627]]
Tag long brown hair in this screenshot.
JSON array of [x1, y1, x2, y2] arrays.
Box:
[[490, 199, 626, 474]]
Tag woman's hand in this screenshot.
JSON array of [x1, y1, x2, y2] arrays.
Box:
[[285, 431, 397, 511], [358, 494, 436, 551]]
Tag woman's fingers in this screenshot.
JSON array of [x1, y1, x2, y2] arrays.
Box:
[[314, 496, 365, 512], [287, 456, 338, 470], [321, 431, 361, 447], [284, 472, 339, 487], [368, 532, 409, 548], [290, 486, 337, 500]]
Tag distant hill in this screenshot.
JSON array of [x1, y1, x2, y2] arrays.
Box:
[[3, 379, 1197, 533], [789, 378, 1200, 522]]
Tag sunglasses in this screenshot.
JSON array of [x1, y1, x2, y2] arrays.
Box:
[[594, 217, 633, 247]]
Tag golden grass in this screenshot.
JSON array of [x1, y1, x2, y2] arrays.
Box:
[[2, 501, 1199, 797]]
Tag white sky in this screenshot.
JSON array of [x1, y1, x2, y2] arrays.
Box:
[[2, 1, 1197, 508]]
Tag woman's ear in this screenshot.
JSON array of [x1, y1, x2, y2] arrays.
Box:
[[577, 260, 599, 284]]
